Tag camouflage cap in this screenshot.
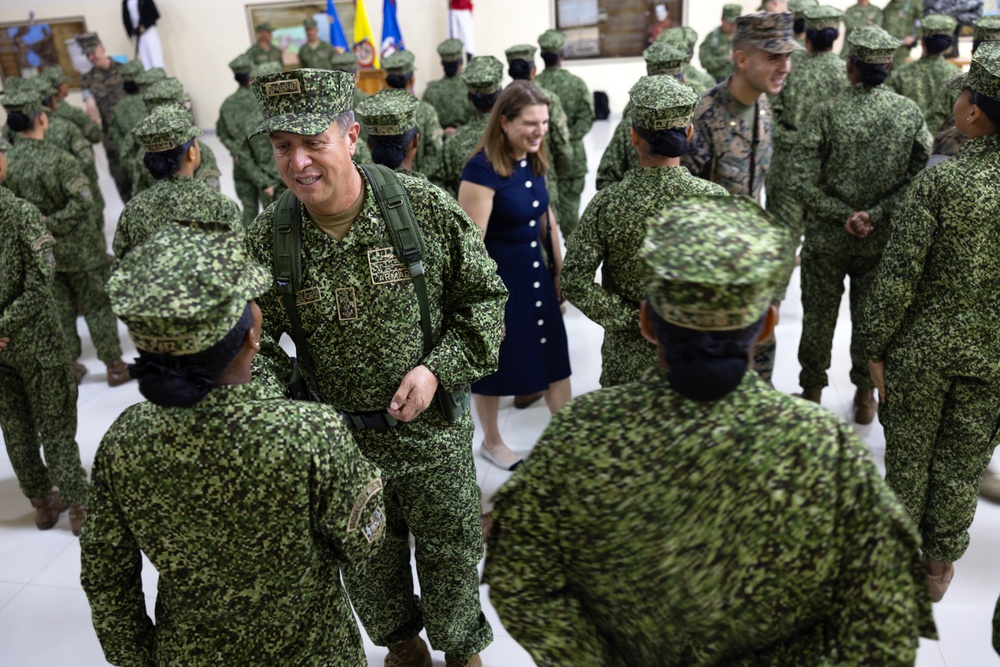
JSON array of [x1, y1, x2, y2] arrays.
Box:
[[505, 44, 537, 64], [24, 75, 57, 101], [629, 75, 699, 131], [131, 103, 202, 153], [642, 196, 784, 331], [803, 5, 843, 32], [304, 17, 318, 29], [735, 12, 804, 53], [657, 26, 698, 57], [135, 67, 167, 89], [848, 25, 898, 64], [643, 40, 691, 76], [2, 89, 44, 116], [75, 32, 101, 55], [0, 76, 24, 96], [250, 61, 285, 79], [109, 226, 272, 357], [382, 49, 416, 74], [42, 66, 67, 87], [723, 4, 743, 21], [120, 59, 145, 80], [460, 55, 504, 93], [921, 14, 958, 37], [250, 68, 354, 138], [947, 41, 1000, 100], [142, 78, 186, 109], [356, 88, 419, 136], [228, 54, 252, 75], [437, 38, 464, 61], [255, 22, 274, 33], [538, 29, 567, 53], [788, 0, 819, 19], [974, 16, 1000, 43], [331, 51, 360, 73]]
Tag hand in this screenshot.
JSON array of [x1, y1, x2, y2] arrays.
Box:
[[264, 186, 275, 199], [868, 360, 886, 403], [845, 211, 873, 238], [903, 35, 916, 46], [444, 126, 457, 138], [388, 364, 439, 422], [0, 337, 9, 351]]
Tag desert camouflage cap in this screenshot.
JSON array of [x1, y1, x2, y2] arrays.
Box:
[[974, 16, 1000, 43], [136, 67, 167, 89], [736, 12, 803, 53], [304, 17, 318, 29], [922, 14, 958, 37], [505, 44, 537, 63], [382, 49, 416, 74], [643, 40, 691, 76], [120, 59, 145, 80], [132, 103, 202, 153], [723, 4, 743, 21], [109, 226, 272, 356], [250, 61, 285, 79], [642, 196, 784, 331], [75, 32, 101, 55], [629, 75, 699, 131], [250, 68, 354, 138], [848, 25, 898, 64], [142, 78, 186, 109], [538, 29, 567, 53], [357, 88, 419, 136], [437, 38, 464, 61], [461, 55, 504, 93], [803, 5, 843, 31], [255, 22, 274, 33], [788, 0, 819, 19], [228, 54, 252, 75], [43, 66, 67, 87], [947, 41, 1000, 100], [2, 89, 44, 116]]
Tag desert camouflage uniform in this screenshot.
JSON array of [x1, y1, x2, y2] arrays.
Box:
[[80, 60, 129, 197], [883, 0, 924, 64], [422, 74, 474, 130], [888, 54, 961, 134]]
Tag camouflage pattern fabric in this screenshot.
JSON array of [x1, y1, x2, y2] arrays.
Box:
[[52, 99, 103, 144], [43, 115, 107, 230], [883, 0, 924, 64], [931, 112, 967, 158], [484, 369, 935, 665], [80, 60, 128, 197], [861, 133, 1000, 562], [561, 167, 729, 386], [357, 89, 419, 136], [422, 74, 474, 130], [888, 55, 962, 134], [412, 100, 444, 182], [107, 93, 148, 172], [352, 87, 371, 143], [684, 64, 718, 92], [841, 4, 883, 58], [734, 11, 804, 54], [699, 26, 735, 82], [0, 186, 88, 507], [81, 382, 383, 667], [130, 138, 223, 199], [298, 40, 336, 69], [536, 84, 574, 216], [245, 42, 283, 66], [441, 113, 489, 195]]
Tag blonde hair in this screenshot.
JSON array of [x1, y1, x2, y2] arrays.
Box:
[[473, 80, 550, 178]]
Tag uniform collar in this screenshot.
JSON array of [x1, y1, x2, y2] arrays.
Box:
[[194, 381, 283, 408]]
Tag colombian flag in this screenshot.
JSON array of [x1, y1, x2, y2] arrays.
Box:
[[353, 0, 378, 69]]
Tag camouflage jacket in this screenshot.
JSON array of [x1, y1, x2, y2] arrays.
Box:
[[771, 51, 850, 149], [131, 140, 223, 199], [298, 40, 336, 69], [561, 166, 729, 387], [931, 112, 967, 157], [217, 86, 281, 190], [52, 99, 103, 144], [883, 0, 924, 63], [245, 167, 507, 476], [352, 88, 370, 142], [441, 113, 488, 195], [841, 5, 884, 58], [535, 67, 595, 178], [685, 64, 718, 93], [790, 83, 931, 256], [108, 94, 148, 159], [81, 382, 384, 667], [862, 133, 1000, 376], [245, 43, 283, 65], [113, 175, 242, 260], [39, 116, 105, 229], [699, 27, 734, 82], [484, 369, 935, 666], [413, 100, 444, 183], [888, 56, 962, 134], [80, 61, 124, 128], [422, 75, 474, 130]]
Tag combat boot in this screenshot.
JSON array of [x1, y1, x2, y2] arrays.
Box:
[[106, 359, 133, 387], [796, 388, 821, 403], [980, 465, 1000, 504], [69, 505, 86, 536], [924, 557, 954, 602], [445, 654, 482, 667], [30, 489, 65, 530], [385, 635, 431, 667], [853, 388, 877, 425]]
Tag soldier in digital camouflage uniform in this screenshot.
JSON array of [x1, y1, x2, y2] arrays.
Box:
[[659, 26, 717, 93], [683, 12, 802, 384], [244, 68, 506, 667], [841, 0, 883, 59], [2, 90, 130, 387], [888, 14, 961, 134], [860, 43, 1000, 601], [357, 88, 427, 179], [790, 25, 931, 422], [115, 104, 241, 261], [330, 52, 373, 164], [485, 195, 935, 666], [107, 60, 148, 206], [535, 29, 594, 238], [44, 66, 104, 147], [76, 32, 129, 200], [440, 55, 503, 197], [298, 17, 335, 69], [114, 67, 167, 192], [245, 21, 284, 66], [0, 136, 88, 535], [562, 76, 729, 388], [787, 0, 819, 48], [422, 39, 474, 134], [699, 4, 742, 83], [82, 225, 384, 666], [883, 0, 925, 65], [382, 50, 444, 184]]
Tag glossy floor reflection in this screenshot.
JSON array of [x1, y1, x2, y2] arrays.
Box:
[[0, 113, 998, 667]]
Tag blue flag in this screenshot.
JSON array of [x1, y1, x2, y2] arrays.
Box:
[[381, 0, 405, 59], [327, 0, 349, 52]]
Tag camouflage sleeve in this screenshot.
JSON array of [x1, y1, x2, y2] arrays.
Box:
[[788, 107, 854, 222], [867, 116, 932, 227], [547, 96, 575, 177], [63, 102, 103, 144], [595, 118, 632, 191], [215, 111, 242, 158], [195, 143, 223, 192], [561, 193, 636, 331], [416, 104, 445, 183], [0, 201, 56, 337], [46, 156, 94, 237], [681, 114, 713, 181], [439, 134, 463, 197], [236, 138, 274, 190], [567, 79, 595, 143], [80, 429, 157, 667], [699, 33, 729, 82]]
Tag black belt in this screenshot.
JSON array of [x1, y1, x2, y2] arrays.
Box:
[[338, 409, 398, 432]]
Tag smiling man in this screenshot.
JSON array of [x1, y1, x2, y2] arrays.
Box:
[[243, 68, 506, 667]]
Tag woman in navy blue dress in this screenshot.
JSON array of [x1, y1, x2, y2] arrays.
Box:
[[458, 81, 571, 471]]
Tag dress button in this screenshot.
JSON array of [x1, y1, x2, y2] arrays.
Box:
[[535, 300, 542, 307], [520, 160, 527, 167], [529, 220, 536, 227], [537, 319, 544, 326], [533, 261, 540, 268], [730, 120, 736, 127], [531, 241, 537, 248], [540, 337, 547, 344], [532, 200, 539, 207], [533, 281, 540, 288], [525, 181, 533, 188]]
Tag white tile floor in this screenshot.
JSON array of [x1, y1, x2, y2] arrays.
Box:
[[1, 114, 998, 667]]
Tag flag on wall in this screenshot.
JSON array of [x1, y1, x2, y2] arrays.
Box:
[[326, 0, 350, 52], [381, 0, 405, 59], [353, 0, 379, 69]]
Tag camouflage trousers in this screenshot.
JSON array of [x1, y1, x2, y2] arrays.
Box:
[[600, 329, 657, 388], [234, 177, 282, 230], [340, 447, 493, 657], [52, 268, 123, 363], [103, 133, 131, 203], [765, 151, 806, 244], [0, 357, 88, 506], [798, 249, 879, 391], [555, 175, 585, 239], [881, 360, 1000, 563]]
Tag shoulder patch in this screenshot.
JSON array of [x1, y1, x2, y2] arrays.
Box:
[[31, 233, 56, 251], [347, 477, 385, 543]]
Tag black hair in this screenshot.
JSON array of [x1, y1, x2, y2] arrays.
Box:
[[651, 308, 766, 402], [235, 72, 250, 87], [969, 89, 1000, 129], [143, 138, 196, 180], [631, 125, 692, 158], [793, 18, 806, 34], [132, 304, 253, 408], [849, 58, 890, 87], [443, 61, 460, 78], [806, 27, 839, 52], [123, 80, 140, 94], [41, 95, 55, 109], [541, 51, 559, 68], [367, 127, 418, 169], [385, 72, 412, 89], [923, 34, 953, 56], [469, 88, 502, 112], [6, 111, 39, 133], [508, 59, 533, 80]]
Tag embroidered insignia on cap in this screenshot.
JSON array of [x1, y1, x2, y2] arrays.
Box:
[[129, 332, 202, 355], [265, 79, 303, 97]]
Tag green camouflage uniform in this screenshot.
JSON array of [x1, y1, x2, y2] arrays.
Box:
[[107, 61, 149, 204], [699, 28, 735, 82], [440, 56, 503, 196], [791, 27, 931, 393], [52, 100, 104, 145], [0, 178, 88, 509], [382, 51, 445, 182], [888, 15, 962, 134], [841, 3, 883, 58], [486, 195, 934, 667], [245, 43, 283, 66], [244, 69, 506, 658], [423, 39, 474, 130], [82, 226, 383, 666], [77, 34, 128, 199], [883, 0, 924, 64], [298, 41, 336, 70]]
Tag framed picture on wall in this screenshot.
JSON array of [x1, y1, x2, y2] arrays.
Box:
[[246, 1, 356, 66], [0, 16, 88, 89], [555, 0, 684, 59]]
